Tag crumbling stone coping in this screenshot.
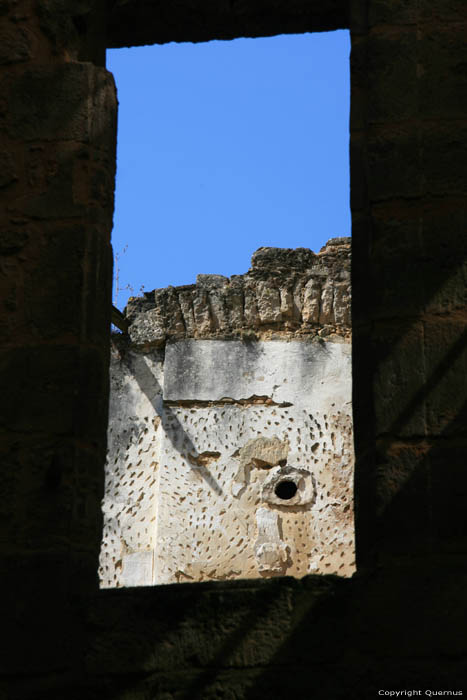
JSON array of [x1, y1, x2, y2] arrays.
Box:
[[122, 238, 351, 349]]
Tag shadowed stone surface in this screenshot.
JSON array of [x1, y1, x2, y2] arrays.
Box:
[[2, 0, 467, 697]]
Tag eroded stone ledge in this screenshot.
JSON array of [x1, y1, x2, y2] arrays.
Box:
[[124, 238, 351, 348]]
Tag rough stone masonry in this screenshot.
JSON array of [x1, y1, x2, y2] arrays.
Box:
[[100, 238, 354, 587]]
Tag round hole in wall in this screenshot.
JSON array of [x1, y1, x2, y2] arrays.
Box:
[[274, 480, 298, 500]]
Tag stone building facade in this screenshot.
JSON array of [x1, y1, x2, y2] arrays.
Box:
[[100, 240, 354, 586]]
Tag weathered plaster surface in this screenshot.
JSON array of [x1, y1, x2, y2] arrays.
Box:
[[99, 348, 164, 587], [164, 338, 351, 408], [100, 242, 354, 587], [155, 377, 354, 583]]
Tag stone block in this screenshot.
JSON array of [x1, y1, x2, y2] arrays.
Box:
[[86, 578, 346, 676], [372, 441, 432, 556], [365, 28, 418, 124], [256, 281, 281, 324], [192, 288, 213, 334], [349, 0, 368, 35], [0, 437, 74, 550], [208, 288, 229, 330], [23, 223, 86, 338], [372, 320, 427, 437], [196, 274, 228, 289], [423, 121, 467, 196], [243, 284, 260, 327], [20, 223, 112, 344], [279, 286, 294, 322], [0, 552, 73, 674], [367, 125, 422, 201], [224, 285, 244, 329], [0, 150, 18, 188], [419, 24, 467, 120], [424, 318, 467, 437], [302, 278, 321, 324], [368, 0, 418, 25], [0, 345, 78, 434], [429, 443, 467, 546], [70, 447, 106, 579], [334, 282, 351, 326], [165, 288, 185, 336], [9, 143, 115, 221], [86, 582, 293, 674], [348, 567, 467, 660], [36, 0, 89, 59], [75, 347, 110, 441], [178, 290, 196, 334], [0, 437, 104, 560], [121, 550, 154, 587], [163, 339, 351, 409], [0, 253, 20, 318], [319, 281, 335, 325], [6, 63, 116, 149], [370, 199, 467, 317], [0, 25, 32, 64], [349, 34, 368, 131], [350, 212, 371, 325], [369, 202, 427, 318], [418, 0, 467, 23], [349, 133, 368, 211], [291, 279, 305, 322], [369, 0, 467, 25], [421, 201, 467, 315], [88, 67, 118, 155], [0, 225, 30, 255], [89, 159, 117, 219], [80, 230, 113, 344]]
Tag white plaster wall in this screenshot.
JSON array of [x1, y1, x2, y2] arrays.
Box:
[[164, 339, 351, 409], [99, 348, 164, 588], [155, 339, 354, 584], [100, 338, 355, 587]]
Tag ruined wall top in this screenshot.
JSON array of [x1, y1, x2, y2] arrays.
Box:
[[124, 237, 351, 348]]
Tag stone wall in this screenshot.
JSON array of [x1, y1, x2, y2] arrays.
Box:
[[100, 241, 355, 587], [126, 238, 351, 347], [3, 2, 467, 698]]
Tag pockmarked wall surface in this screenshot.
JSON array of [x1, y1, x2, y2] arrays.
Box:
[[100, 239, 354, 587]]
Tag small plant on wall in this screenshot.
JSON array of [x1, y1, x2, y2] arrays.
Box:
[[112, 245, 144, 333]]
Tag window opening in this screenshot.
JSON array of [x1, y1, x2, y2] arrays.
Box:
[[100, 31, 353, 588]]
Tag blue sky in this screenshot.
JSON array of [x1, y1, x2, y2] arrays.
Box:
[[107, 30, 350, 309]]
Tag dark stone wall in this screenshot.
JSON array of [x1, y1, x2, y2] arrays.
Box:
[[0, 0, 117, 688], [350, 0, 467, 568], [107, 0, 349, 48], [1, 1, 467, 698]]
